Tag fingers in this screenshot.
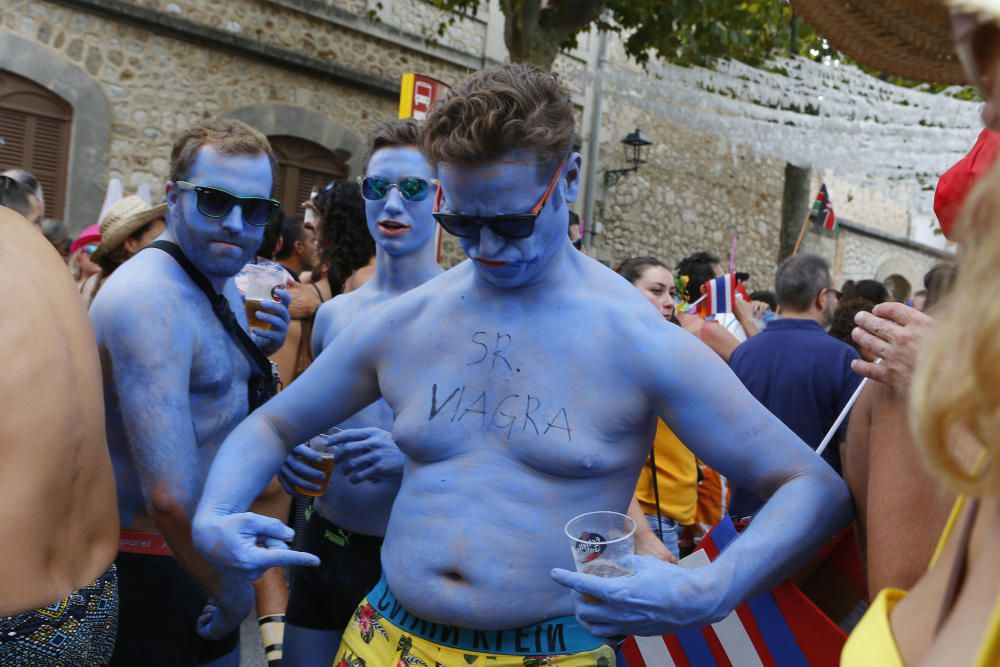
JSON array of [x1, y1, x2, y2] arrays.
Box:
[[851, 358, 892, 383], [288, 454, 326, 479], [251, 547, 320, 569], [549, 568, 610, 601], [292, 444, 324, 464], [851, 327, 892, 361], [244, 514, 296, 542], [872, 301, 921, 326], [853, 311, 898, 345]]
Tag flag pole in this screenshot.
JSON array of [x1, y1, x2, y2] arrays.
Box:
[[815, 359, 881, 458], [791, 207, 812, 256]]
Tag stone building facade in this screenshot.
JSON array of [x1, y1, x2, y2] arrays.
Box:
[[1, 0, 965, 290]]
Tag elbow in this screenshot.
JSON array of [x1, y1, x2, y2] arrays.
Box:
[[819, 465, 854, 528], [149, 488, 193, 531]]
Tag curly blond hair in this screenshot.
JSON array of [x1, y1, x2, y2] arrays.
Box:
[[910, 160, 1000, 496]]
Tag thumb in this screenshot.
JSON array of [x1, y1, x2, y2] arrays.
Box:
[[244, 514, 295, 542], [550, 568, 610, 601]]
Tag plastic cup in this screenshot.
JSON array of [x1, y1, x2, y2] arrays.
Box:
[[244, 265, 285, 331], [565, 510, 637, 580], [292, 428, 341, 497]]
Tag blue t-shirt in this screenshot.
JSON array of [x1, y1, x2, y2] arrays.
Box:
[[727, 318, 862, 518]]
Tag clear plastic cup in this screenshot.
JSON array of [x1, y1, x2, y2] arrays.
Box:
[[292, 428, 341, 497], [244, 265, 285, 331], [565, 510, 637, 578]]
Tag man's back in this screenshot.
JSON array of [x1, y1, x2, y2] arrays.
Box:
[[0, 207, 118, 614], [728, 318, 861, 515]]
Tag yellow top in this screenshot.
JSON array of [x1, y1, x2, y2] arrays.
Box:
[[634, 420, 698, 526], [841, 496, 1000, 666]]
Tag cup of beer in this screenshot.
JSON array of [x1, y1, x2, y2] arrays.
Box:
[[244, 264, 286, 331], [292, 429, 341, 497], [565, 511, 636, 588]]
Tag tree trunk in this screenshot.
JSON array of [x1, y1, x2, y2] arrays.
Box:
[[500, 0, 606, 69]]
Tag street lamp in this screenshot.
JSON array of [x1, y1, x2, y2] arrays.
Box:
[[604, 127, 653, 187]]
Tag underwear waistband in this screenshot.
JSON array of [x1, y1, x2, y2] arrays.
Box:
[[367, 575, 605, 655], [119, 529, 173, 557], [308, 505, 384, 548]]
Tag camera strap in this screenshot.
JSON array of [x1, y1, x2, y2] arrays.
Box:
[[148, 240, 277, 389]]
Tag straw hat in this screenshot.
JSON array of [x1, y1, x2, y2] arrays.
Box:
[[789, 0, 965, 84], [91, 195, 167, 261]]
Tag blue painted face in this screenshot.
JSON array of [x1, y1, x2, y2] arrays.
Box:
[[365, 146, 438, 257], [165, 146, 274, 278], [438, 150, 582, 288]]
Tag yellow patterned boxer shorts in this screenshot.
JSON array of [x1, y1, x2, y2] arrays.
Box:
[[334, 576, 615, 666]]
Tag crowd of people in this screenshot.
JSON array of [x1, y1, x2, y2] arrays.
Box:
[[2, 3, 1000, 666]]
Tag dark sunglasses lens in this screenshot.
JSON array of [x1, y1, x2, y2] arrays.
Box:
[[398, 177, 430, 201], [488, 217, 535, 240], [196, 188, 234, 218], [434, 214, 480, 238], [242, 199, 275, 227], [362, 177, 390, 201]]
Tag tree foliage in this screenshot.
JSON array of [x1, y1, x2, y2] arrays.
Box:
[[423, 1, 831, 70]]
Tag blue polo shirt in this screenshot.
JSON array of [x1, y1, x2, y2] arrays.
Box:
[[727, 318, 861, 518]]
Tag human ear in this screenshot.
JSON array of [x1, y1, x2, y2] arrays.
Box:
[[165, 181, 179, 218], [562, 152, 583, 204], [123, 236, 141, 255]]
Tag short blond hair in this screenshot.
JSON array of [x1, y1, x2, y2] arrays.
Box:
[[910, 159, 1000, 496], [169, 118, 278, 194]]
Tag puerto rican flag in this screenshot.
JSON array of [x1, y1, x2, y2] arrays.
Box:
[[702, 274, 737, 317], [621, 517, 847, 667]]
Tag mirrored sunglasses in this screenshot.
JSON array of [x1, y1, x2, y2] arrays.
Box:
[[356, 175, 438, 202], [175, 180, 281, 227]]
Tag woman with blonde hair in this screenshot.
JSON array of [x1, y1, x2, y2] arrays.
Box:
[[841, 158, 1000, 665]]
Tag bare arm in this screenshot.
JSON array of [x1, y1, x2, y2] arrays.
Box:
[[98, 286, 247, 611]]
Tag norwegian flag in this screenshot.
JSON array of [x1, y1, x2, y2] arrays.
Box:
[[810, 184, 837, 231], [702, 273, 737, 317], [620, 517, 847, 667]]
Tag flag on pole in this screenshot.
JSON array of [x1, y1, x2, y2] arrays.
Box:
[[701, 273, 737, 317], [621, 516, 847, 667], [809, 184, 837, 231]]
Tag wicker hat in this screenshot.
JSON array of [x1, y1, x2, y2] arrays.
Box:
[[92, 195, 167, 261], [790, 0, 965, 84]]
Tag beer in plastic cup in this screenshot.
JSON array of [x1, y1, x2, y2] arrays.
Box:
[[244, 264, 285, 331], [293, 428, 341, 497], [565, 511, 636, 600]]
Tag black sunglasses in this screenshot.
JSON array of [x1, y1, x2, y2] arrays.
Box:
[[175, 180, 281, 227], [432, 159, 566, 240], [356, 175, 438, 202]]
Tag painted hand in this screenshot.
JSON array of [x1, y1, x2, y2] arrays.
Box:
[[851, 303, 933, 392], [550, 555, 724, 637], [249, 288, 291, 356], [331, 427, 405, 483], [195, 583, 253, 640], [285, 280, 322, 320], [277, 442, 327, 497], [193, 510, 320, 580]]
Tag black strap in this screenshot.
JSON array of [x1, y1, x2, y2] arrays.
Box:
[[148, 240, 272, 375], [649, 442, 664, 540]]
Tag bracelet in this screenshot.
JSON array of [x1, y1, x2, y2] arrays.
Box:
[[311, 283, 325, 303]]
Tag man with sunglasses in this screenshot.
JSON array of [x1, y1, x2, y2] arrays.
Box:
[[90, 118, 301, 667], [194, 65, 849, 660], [274, 118, 443, 667]]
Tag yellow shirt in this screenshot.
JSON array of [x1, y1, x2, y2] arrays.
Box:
[[634, 420, 698, 526], [841, 496, 1000, 666]]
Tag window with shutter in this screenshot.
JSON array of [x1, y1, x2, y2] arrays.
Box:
[[268, 135, 349, 218], [0, 70, 72, 221]]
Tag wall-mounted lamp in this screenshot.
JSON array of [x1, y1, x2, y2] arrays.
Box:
[[604, 127, 652, 187]]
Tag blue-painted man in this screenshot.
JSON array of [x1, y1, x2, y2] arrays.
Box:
[[278, 118, 443, 666], [193, 66, 851, 663], [90, 118, 293, 667]]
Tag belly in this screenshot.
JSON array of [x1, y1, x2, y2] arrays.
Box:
[[313, 471, 400, 536], [379, 457, 634, 629]]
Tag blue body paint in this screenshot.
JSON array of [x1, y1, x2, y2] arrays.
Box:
[[195, 149, 851, 635], [282, 146, 442, 667], [91, 146, 289, 640]]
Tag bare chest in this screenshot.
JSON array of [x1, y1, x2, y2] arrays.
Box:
[[385, 323, 649, 476]]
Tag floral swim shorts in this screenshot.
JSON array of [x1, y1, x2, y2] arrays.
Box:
[[334, 575, 615, 666]]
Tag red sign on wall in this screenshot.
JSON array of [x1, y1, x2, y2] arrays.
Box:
[[399, 73, 450, 120]]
